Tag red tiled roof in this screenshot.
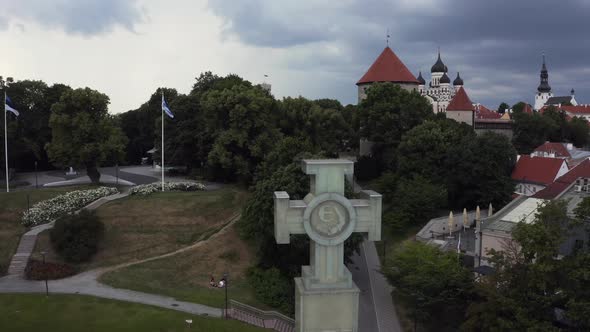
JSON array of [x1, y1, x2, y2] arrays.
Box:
[[534, 159, 590, 199], [539, 105, 590, 114], [447, 87, 473, 111], [533, 142, 571, 158], [511, 155, 567, 185], [357, 47, 420, 85], [475, 104, 502, 119], [522, 103, 534, 114]]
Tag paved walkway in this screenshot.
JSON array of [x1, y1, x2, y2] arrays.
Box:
[[0, 273, 221, 317]]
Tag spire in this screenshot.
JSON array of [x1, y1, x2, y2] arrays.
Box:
[[571, 88, 575, 96], [537, 53, 551, 93]]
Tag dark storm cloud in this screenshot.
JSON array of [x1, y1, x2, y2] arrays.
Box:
[[0, 0, 144, 35], [208, 0, 590, 108]]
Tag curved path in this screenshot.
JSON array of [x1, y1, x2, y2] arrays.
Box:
[[0, 187, 227, 318]]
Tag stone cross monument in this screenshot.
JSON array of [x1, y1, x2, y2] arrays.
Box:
[[274, 159, 382, 332]]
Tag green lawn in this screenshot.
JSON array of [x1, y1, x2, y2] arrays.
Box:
[[0, 185, 93, 275], [0, 294, 267, 332]]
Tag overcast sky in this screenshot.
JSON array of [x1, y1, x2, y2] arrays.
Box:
[[1, 0, 589, 113]]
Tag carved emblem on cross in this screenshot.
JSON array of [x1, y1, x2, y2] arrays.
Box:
[[274, 160, 382, 289]]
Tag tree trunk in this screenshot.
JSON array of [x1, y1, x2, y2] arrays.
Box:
[[86, 164, 101, 183]]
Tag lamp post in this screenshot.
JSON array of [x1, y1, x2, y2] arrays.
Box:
[[41, 251, 48, 296], [223, 272, 229, 319], [1, 76, 14, 193], [34, 161, 38, 188], [116, 164, 119, 185]]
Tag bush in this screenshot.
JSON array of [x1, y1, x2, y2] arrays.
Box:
[[129, 182, 206, 196], [22, 186, 119, 227], [25, 259, 77, 280], [247, 267, 293, 314], [50, 210, 104, 263]]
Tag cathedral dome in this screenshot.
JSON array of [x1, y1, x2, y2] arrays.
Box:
[[431, 52, 446, 73], [417, 71, 426, 85], [453, 72, 464, 86], [440, 72, 451, 84]]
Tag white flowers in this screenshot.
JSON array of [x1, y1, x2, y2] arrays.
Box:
[[22, 187, 119, 227], [129, 182, 206, 196]]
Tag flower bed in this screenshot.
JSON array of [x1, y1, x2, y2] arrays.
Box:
[[129, 182, 206, 196], [25, 259, 77, 280], [22, 187, 119, 227]]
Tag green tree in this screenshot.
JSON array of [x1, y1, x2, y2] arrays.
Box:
[[384, 241, 474, 331], [46, 88, 128, 183], [567, 116, 589, 147], [512, 111, 553, 154], [358, 83, 432, 172], [463, 200, 581, 331], [397, 119, 474, 182], [202, 84, 280, 183], [498, 102, 510, 114], [447, 132, 516, 208], [2, 81, 71, 171]]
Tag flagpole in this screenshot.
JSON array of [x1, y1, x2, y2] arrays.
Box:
[[4, 89, 8, 193], [161, 90, 165, 192]]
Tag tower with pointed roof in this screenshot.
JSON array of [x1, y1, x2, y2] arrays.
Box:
[[356, 46, 419, 103], [534, 54, 554, 111], [418, 50, 465, 113], [446, 87, 474, 126]]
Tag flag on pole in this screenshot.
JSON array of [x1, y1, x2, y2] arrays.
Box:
[[162, 96, 174, 119], [5, 95, 19, 116]]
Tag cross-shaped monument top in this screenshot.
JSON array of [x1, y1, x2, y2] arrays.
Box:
[[274, 159, 382, 289]]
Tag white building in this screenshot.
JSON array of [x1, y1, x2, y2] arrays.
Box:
[[418, 51, 464, 113]]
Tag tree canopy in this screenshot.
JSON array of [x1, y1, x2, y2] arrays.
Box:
[[46, 88, 127, 182]]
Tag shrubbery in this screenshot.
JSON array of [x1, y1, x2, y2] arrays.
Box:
[[50, 209, 104, 263], [129, 182, 206, 196], [247, 267, 293, 315], [22, 187, 118, 227], [25, 259, 76, 280]]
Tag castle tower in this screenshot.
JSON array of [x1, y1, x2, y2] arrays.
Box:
[[356, 46, 419, 103], [534, 54, 553, 110]]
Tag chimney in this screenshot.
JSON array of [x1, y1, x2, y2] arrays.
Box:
[[567, 143, 573, 150]]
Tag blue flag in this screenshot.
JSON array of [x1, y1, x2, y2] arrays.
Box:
[[5, 95, 19, 116], [162, 96, 174, 119]]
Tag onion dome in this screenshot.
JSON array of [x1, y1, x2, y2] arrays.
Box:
[[453, 72, 464, 86], [440, 72, 451, 84], [417, 71, 426, 85], [431, 51, 446, 73]]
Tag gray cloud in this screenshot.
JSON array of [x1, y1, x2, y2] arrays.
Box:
[[208, 0, 590, 108], [0, 0, 144, 35]]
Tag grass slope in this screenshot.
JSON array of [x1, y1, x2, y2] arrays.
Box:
[[0, 294, 266, 332], [33, 187, 250, 270], [101, 223, 268, 310]]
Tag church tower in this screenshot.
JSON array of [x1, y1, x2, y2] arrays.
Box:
[[534, 54, 553, 110]]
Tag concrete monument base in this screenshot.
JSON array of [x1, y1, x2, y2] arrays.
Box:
[[294, 278, 360, 332]]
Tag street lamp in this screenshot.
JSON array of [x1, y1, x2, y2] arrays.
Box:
[[1, 76, 14, 193], [34, 161, 38, 188], [41, 251, 48, 296], [223, 272, 229, 319]]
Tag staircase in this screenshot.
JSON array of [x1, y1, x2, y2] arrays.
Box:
[[228, 300, 294, 332], [7, 234, 36, 275]]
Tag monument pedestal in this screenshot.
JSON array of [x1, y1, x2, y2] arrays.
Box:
[[294, 278, 360, 332]]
